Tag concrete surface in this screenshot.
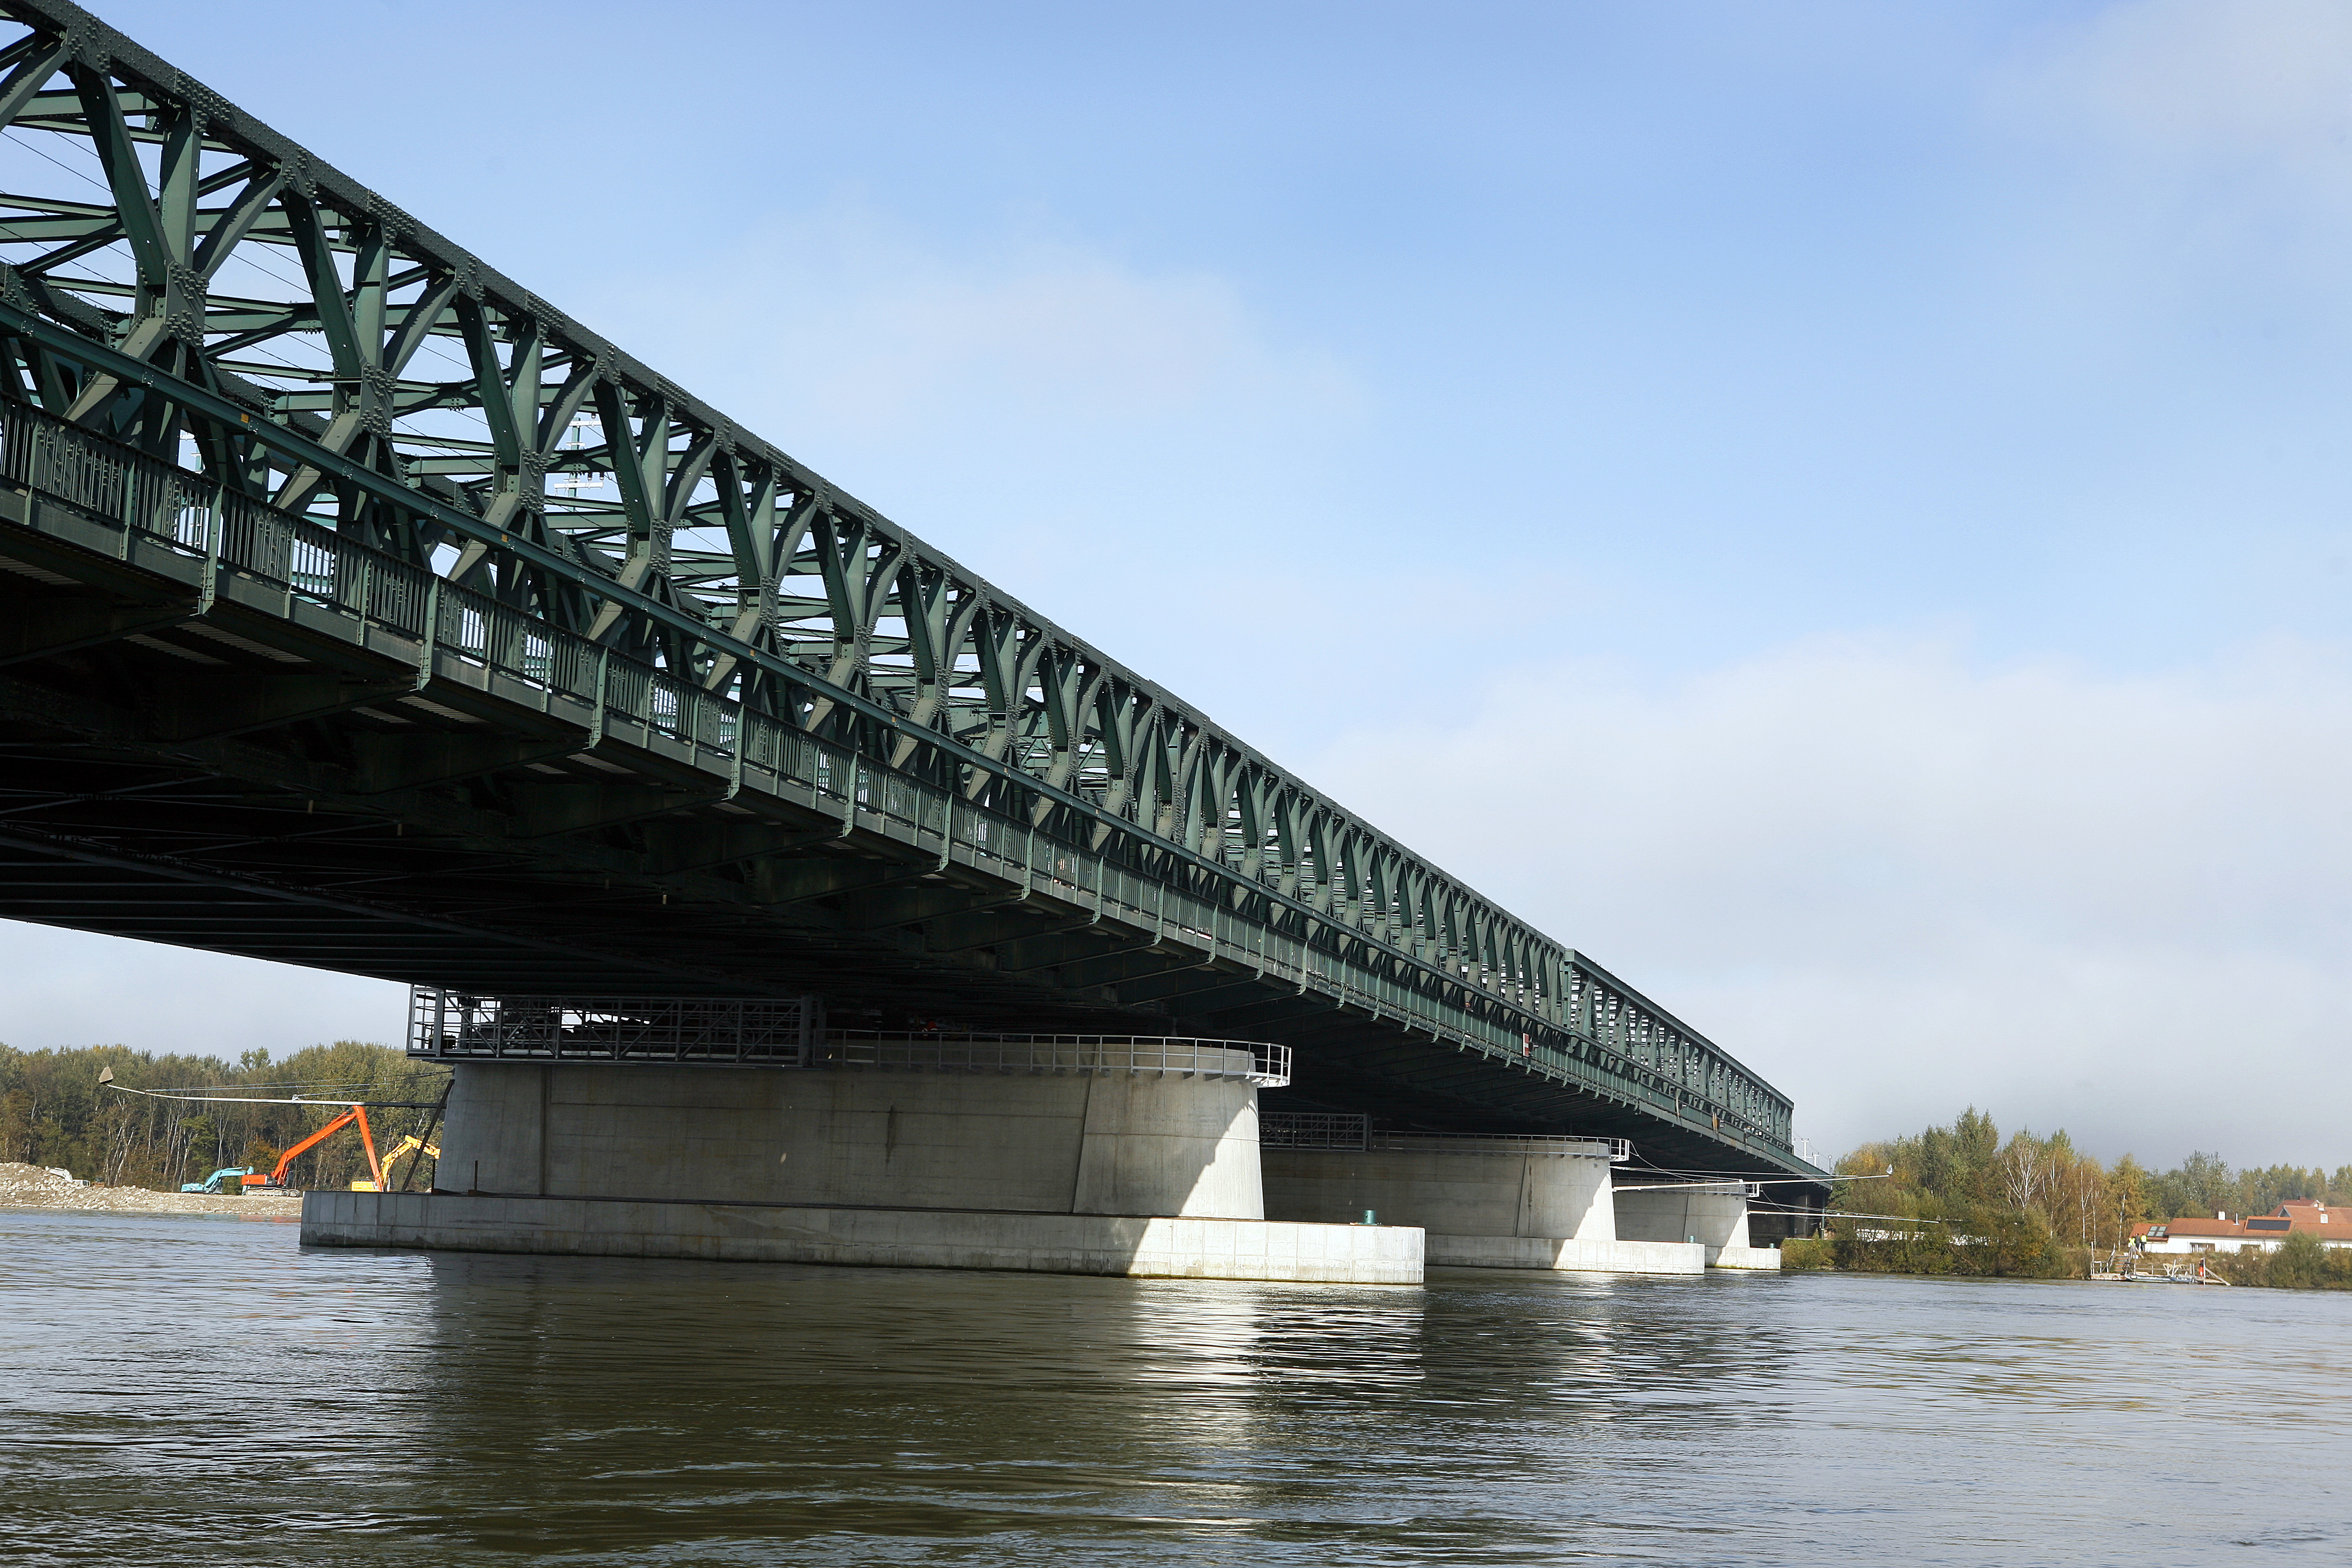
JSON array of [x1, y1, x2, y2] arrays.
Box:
[[1613, 1181, 1759, 1265], [1425, 1234, 1706, 1274], [438, 1057, 1264, 1220], [1262, 1142, 1615, 1242], [302, 1189, 1423, 1284], [1710, 1244, 1784, 1270]]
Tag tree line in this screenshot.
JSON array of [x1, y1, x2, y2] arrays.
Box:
[[1782, 1107, 2352, 1289], [0, 1041, 447, 1193]]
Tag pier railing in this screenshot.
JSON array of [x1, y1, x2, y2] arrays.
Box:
[[405, 987, 1288, 1083], [1260, 1113, 1629, 1159], [815, 1032, 1287, 1085]]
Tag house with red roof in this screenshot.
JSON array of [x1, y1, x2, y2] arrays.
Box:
[[2133, 1199, 2352, 1256]]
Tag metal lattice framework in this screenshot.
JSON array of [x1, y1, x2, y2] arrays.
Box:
[[407, 987, 1288, 1083], [1259, 1114, 1632, 1159], [0, 0, 1803, 1163]]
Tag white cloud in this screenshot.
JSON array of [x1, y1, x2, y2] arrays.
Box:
[[761, 236, 1359, 435], [563, 211, 1376, 711], [1936, 0, 2352, 459], [1301, 635, 2352, 1170], [2031, 0, 2352, 164], [572, 211, 1363, 516], [1990, 0, 2352, 283]]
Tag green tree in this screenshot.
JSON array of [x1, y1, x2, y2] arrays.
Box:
[[2109, 1154, 2151, 1247], [2048, 1141, 2111, 1249], [2269, 1231, 2327, 1290], [1996, 1129, 2057, 1214], [2240, 1164, 2326, 1215], [2150, 1151, 2236, 1223], [0, 1088, 31, 1163], [1819, 1111, 2347, 1283], [1961, 1202, 2062, 1278], [182, 1112, 220, 1173]]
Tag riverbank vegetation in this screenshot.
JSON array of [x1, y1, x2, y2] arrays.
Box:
[[0, 1042, 445, 1193], [1781, 1109, 2352, 1290]]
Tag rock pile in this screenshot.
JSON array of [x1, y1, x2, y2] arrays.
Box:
[[0, 1161, 303, 1218]]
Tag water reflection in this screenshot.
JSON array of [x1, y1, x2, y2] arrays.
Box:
[[398, 1251, 1440, 1558], [4, 1213, 2350, 1565]]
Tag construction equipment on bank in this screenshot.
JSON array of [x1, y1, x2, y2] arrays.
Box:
[[240, 1104, 383, 1194], [100, 1073, 450, 1195], [180, 1166, 256, 1194], [350, 1134, 439, 1193]]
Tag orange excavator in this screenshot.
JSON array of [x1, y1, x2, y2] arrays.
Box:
[[241, 1103, 382, 1194]]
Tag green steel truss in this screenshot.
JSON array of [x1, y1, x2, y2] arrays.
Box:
[[0, 0, 1798, 1153]]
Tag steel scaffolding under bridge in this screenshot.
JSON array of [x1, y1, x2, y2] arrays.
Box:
[[0, 0, 1823, 1185]]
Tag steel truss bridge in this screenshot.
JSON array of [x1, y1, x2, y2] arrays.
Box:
[[0, 0, 1820, 1182]]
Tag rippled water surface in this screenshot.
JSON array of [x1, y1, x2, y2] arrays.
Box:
[[4, 1209, 2349, 1565]]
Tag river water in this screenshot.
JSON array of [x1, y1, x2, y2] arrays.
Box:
[[2, 1209, 2346, 1566]]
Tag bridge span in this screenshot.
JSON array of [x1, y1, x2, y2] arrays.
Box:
[[0, 1, 1823, 1279]]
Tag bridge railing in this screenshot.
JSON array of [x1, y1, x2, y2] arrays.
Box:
[[1374, 1131, 1632, 1159], [3, 394, 1793, 1156], [0, 397, 444, 634], [1259, 1114, 1630, 1159], [407, 988, 818, 1066], [813, 1032, 1289, 1086], [1259, 1112, 1376, 1149], [405, 988, 1288, 1084], [1611, 1179, 1764, 1198]]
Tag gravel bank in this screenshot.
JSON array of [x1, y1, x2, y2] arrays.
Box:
[[0, 1161, 303, 1219]]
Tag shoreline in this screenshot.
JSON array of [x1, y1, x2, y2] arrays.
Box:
[[2, 1202, 302, 1223], [1, 1161, 306, 1221]]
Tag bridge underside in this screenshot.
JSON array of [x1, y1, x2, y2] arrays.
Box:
[[0, 0, 1821, 1207], [0, 496, 1799, 1182]]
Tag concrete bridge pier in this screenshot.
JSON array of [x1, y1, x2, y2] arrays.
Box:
[[302, 1013, 1419, 1284], [1259, 1121, 1706, 1275], [1612, 1179, 1782, 1270], [433, 1056, 1270, 1222]]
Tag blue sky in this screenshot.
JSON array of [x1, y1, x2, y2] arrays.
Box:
[[11, 0, 2352, 1168]]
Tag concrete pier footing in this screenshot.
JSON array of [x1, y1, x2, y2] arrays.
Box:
[[1708, 1247, 1784, 1270], [1262, 1136, 1779, 1275], [1425, 1234, 1707, 1273], [303, 1190, 1423, 1283], [1262, 1134, 1709, 1275], [1614, 1180, 1782, 1270], [301, 1047, 1780, 1283], [439, 1054, 1269, 1221], [306, 1049, 1422, 1284], [1263, 1136, 1618, 1240]]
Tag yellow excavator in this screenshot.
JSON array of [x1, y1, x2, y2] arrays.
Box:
[[350, 1133, 439, 1192]]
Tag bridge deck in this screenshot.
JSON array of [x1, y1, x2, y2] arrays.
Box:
[[0, 0, 1819, 1182]]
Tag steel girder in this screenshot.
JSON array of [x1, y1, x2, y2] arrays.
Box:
[[0, 0, 1804, 1160]]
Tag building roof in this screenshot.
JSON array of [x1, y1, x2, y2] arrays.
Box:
[[2134, 1201, 2351, 1242]]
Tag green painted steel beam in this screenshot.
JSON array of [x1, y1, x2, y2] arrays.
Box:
[[0, 0, 1805, 1158]]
